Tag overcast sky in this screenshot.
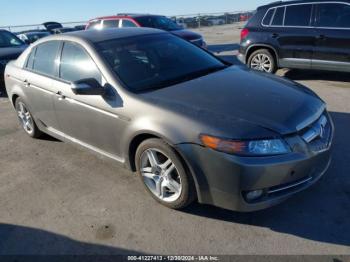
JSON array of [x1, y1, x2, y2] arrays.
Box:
[[1, 0, 273, 26]]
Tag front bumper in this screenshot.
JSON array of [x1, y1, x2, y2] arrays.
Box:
[[177, 143, 331, 212], [237, 52, 246, 64]]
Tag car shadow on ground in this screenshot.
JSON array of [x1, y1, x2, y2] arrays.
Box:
[[282, 69, 350, 83], [0, 223, 141, 256], [208, 43, 240, 53], [183, 111, 350, 247]]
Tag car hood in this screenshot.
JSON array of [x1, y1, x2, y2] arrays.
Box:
[[0, 46, 27, 60], [141, 66, 325, 137], [171, 29, 202, 41]]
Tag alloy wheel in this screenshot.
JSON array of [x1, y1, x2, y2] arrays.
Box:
[[250, 53, 273, 73], [17, 102, 34, 135], [140, 148, 182, 203]]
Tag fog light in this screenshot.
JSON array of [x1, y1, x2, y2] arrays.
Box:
[[245, 190, 264, 201]]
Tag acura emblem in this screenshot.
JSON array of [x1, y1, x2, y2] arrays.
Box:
[[302, 116, 328, 143]]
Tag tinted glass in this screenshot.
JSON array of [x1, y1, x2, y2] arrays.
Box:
[[271, 7, 285, 26], [285, 4, 312, 26], [60, 42, 101, 83], [262, 9, 275, 25], [122, 20, 137, 27], [87, 20, 101, 30], [135, 16, 181, 31], [96, 34, 226, 92], [103, 20, 119, 28], [26, 48, 36, 69], [318, 3, 350, 28], [0, 31, 24, 48], [33, 41, 60, 76]]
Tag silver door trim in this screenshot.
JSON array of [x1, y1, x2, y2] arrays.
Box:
[[47, 126, 125, 163]]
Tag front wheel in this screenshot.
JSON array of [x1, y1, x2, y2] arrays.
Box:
[[135, 138, 196, 209], [248, 49, 277, 74]]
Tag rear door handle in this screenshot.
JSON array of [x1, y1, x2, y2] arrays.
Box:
[[56, 91, 66, 100], [23, 80, 30, 88], [272, 33, 279, 38], [317, 34, 326, 40]]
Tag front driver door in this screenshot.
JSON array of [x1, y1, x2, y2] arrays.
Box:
[[52, 41, 125, 160]]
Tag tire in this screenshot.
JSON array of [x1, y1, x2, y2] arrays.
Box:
[[135, 138, 196, 209], [248, 49, 277, 74], [15, 97, 42, 138]]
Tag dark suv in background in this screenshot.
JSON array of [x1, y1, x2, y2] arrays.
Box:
[[238, 0, 350, 73], [86, 14, 207, 48], [0, 30, 26, 94]]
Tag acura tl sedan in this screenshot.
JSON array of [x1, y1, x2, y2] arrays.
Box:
[[5, 28, 333, 212]]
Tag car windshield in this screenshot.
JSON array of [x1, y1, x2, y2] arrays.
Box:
[[135, 16, 182, 31], [96, 33, 226, 93], [0, 31, 25, 48]]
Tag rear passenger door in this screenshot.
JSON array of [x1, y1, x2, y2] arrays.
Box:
[[312, 2, 350, 72], [22, 41, 61, 130], [266, 4, 317, 69]]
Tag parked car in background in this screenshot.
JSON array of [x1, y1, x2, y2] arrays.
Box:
[[17, 31, 50, 44], [43, 21, 76, 34], [86, 14, 207, 48], [5, 28, 333, 211], [0, 30, 26, 94], [238, 0, 350, 73]]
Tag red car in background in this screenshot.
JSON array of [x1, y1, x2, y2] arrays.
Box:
[[86, 14, 207, 48]]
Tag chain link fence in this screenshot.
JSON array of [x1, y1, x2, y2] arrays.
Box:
[[0, 11, 253, 33]]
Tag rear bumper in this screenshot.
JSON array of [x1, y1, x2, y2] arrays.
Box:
[[176, 143, 332, 212]]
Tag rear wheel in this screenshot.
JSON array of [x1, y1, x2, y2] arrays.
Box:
[[135, 138, 196, 209], [15, 97, 42, 138], [248, 49, 277, 74]]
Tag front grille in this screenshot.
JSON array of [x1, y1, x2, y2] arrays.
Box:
[[300, 113, 332, 152]]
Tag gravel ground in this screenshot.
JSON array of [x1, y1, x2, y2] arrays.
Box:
[[0, 24, 349, 255]]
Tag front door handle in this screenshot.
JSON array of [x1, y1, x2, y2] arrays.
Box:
[[272, 33, 279, 38], [56, 91, 66, 100]]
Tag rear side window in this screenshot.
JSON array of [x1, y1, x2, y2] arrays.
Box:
[[59, 42, 101, 83], [262, 9, 275, 26], [317, 3, 350, 28], [121, 20, 137, 27], [87, 20, 101, 30], [26, 48, 36, 69], [285, 4, 312, 26], [103, 19, 119, 28], [271, 7, 285, 26], [33, 41, 60, 76]]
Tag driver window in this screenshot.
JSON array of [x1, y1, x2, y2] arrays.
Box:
[[59, 42, 102, 83]]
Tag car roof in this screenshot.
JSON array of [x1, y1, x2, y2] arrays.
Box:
[[42, 27, 166, 43], [90, 14, 164, 21], [258, 0, 350, 9]]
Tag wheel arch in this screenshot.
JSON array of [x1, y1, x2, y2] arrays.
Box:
[[127, 132, 200, 200]]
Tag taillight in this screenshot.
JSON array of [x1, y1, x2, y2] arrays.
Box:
[[240, 28, 249, 41]]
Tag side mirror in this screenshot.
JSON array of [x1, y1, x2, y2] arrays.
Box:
[[71, 78, 105, 96]]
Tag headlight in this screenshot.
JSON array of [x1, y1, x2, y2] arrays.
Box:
[[200, 134, 290, 156]]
